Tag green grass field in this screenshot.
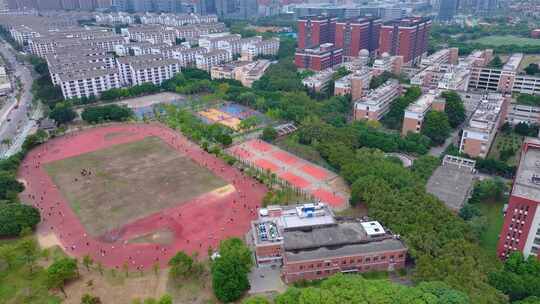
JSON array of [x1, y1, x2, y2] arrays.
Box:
[[488, 132, 523, 166], [478, 200, 505, 254], [471, 35, 540, 47], [44, 136, 227, 237], [0, 239, 65, 304]]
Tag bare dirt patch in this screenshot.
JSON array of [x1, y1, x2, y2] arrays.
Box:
[[63, 268, 169, 304], [104, 131, 137, 141], [44, 136, 228, 237], [128, 229, 174, 245]]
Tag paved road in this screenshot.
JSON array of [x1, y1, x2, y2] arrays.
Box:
[[0, 40, 40, 157], [429, 127, 461, 157]]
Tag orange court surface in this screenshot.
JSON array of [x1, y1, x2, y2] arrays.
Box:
[[227, 139, 350, 209]]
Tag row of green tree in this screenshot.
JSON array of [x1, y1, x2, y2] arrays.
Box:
[[0, 130, 47, 237], [243, 274, 470, 304], [459, 178, 507, 240], [165, 106, 233, 146]]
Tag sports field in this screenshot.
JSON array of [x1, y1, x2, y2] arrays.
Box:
[[19, 123, 267, 269], [44, 136, 227, 237], [471, 35, 540, 47]]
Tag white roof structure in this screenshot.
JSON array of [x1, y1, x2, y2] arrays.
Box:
[[360, 221, 386, 237]]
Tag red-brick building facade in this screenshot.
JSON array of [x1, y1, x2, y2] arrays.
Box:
[[295, 16, 431, 70], [297, 16, 337, 49], [497, 138, 540, 260], [249, 204, 408, 284], [379, 17, 431, 66], [295, 43, 343, 71], [335, 17, 382, 58]]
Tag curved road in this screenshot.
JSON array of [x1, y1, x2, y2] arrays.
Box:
[[0, 40, 40, 158]]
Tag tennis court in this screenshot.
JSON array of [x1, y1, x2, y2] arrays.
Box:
[[197, 102, 267, 131], [227, 139, 350, 209]]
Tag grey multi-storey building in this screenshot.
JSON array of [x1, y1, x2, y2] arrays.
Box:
[[216, 0, 258, 20], [438, 0, 459, 21]]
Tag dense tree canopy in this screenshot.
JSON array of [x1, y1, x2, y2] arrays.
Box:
[[49, 101, 77, 125], [514, 122, 539, 137], [489, 56, 504, 68], [252, 60, 304, 92], [46, 257, 79, 296], [382, 86, 422, 130], [489, 252, 540, 302], [165, 107, 233, 146], [442, 91, 466, 128], [524, 63, 540, 76], [0, 170, 24, 201], [81, 104, 133, 123], [421, 110, 451, 145], [0, 204, 40, 237], [271, 274, 469, 304], [211, 238, 252, 303], [261, 127, 278, 142], [168, 251, 203, 279], [517, 94, 540, 107], [369, 71, 395, 89]]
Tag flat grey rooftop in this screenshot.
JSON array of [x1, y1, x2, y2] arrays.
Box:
[[281, 213, 335, 231], [285, 238, 406, 262], [513, 138, 540, 201], [426, 164, 475, 211], [283, 222, 368, 251]]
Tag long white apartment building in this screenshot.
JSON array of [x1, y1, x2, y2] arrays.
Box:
[[462, 49, 493, 67], [58, 68, 121, 100], [199, 34, 241, 51], [139, 13, 218, 26], [210, 60, 271, 87], [174, 47, 208, 67], [29, 35, 126, 57], [420, 48, 459, 69], [114, 42, 158, 57], [354, 79, 401, 121], [175, 23, 227, 41], [218, 37, 263, 55], [372, 53, 403, 76], [117, 54, 180, 86], [49, 28, 116, 40], [240, 37, 280, 61], [0, 66, 11, 96], [302, 68, 334, 92], [437, 64, 471, 92], [401, 90, 445, 135], [49, 59, 114, 87], [127, 58, 181, 86], [124, 26, 176, 45], [95, 13, 134, 25], [195, 49, 232, 72], [334, 68, 371, 97], [410, 64, 446, 89], [9, 24, 40, 45], [460, 93, 509, 158], [46, 48, 116, 85], [157, 44, 191, 59]]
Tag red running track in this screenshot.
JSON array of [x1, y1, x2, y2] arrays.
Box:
[[18, 123, 267, 271]]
